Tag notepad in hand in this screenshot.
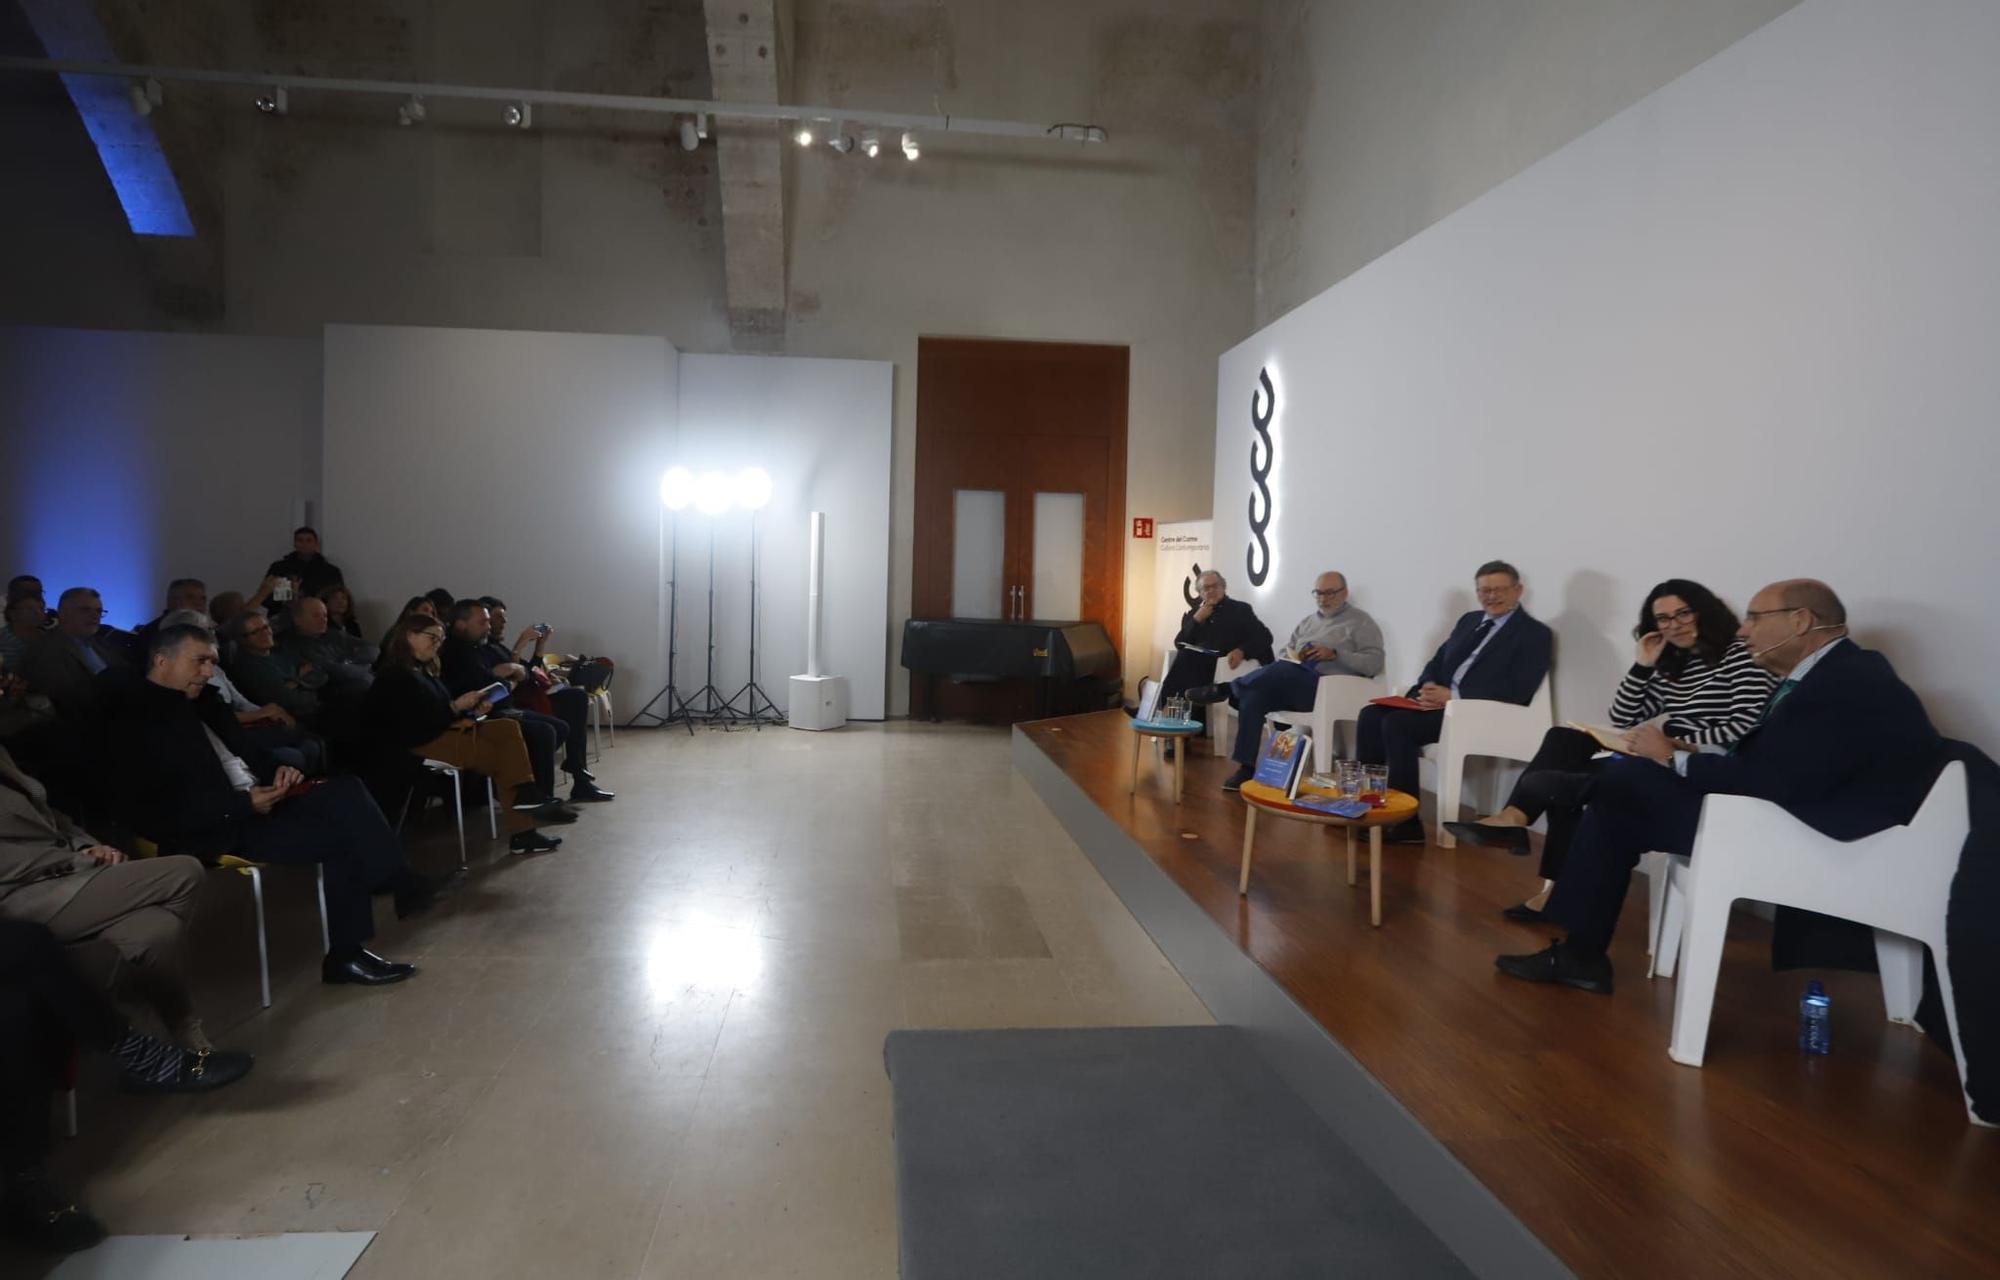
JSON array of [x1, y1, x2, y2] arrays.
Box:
[[1175, 642, 1222, 656], [1566, 721, 1634, 754], [1369, 696, 1426, 711]]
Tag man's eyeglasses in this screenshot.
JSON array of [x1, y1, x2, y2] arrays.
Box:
[[1310, 587, 1346, 599], [1743, 606, 1804, 623], [1650, 606, 1697, 628]]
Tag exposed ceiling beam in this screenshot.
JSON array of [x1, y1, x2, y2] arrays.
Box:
[[702, 0, 788, 347], [0, 54, 1109, 144]]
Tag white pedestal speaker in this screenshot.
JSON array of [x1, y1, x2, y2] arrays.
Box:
[[788, 674, 848, 731], [789, 510, 848, 731]]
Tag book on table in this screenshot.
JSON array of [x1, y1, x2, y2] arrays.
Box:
[[1290, 792, 1372, 818], [1135, 677, 1162, 723], [1252, 725, 1311, 794]]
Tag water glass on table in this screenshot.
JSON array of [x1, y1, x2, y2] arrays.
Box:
[[1336, 761, 1362, 800], [1361, 764, 1389, 807]]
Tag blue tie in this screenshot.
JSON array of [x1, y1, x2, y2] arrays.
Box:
[[1759, 678, 1799, 724]]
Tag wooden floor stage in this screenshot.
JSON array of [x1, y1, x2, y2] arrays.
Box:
[[1020, 710, 1999, 1280]]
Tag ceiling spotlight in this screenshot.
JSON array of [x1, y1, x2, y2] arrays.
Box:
[[695, 111, 709, 140], [694, 471, 733, 516], [660, 467, 694, 512], [829, 133, 854, 155], [901, 130, 920, 161], [794, 123, 815, 147], [860, 128, 880, 158], [678, 116, 700, 151], [396, 95, 426, 127], [733, 467, 773, 512], [504, 101, 532, 129], [128, 78, 161, 118], [254, 87, 288, 116], [1049, 123, 1108, 144]]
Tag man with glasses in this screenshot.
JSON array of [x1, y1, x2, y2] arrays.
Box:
[[1187, 571, 1385, 791], [1158, 571, 1274, 751], [1357, 560, 1554, 845], [222, 607, 325, 726], [1496, 579, 1941, 994], [17, 589, 131, 724]]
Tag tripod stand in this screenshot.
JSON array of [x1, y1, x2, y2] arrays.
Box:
[[625, 507, 695, 732], [683, 520, 742, 724], [723, 509, 784, 727]]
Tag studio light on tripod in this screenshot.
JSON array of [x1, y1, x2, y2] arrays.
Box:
[[733, 466, 772, 512], [694, 471, 732, 516], [659, 466, 694, 511]]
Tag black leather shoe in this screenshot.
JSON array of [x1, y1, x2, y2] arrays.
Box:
[[510, 830, 563, 854], [1501, 902, 1550, 923], [569, 780, 616, 803], [322, 951, 416, 986], [1, 1171, 107, 1253], [356, 949, 417, 979], [1221, 766, 1254, 792], [511, 785, 556, 811], [1185, 683, 1230, 705], [121, 1047, 255, 1094], [1444, 821, 1533, 855], [533, 800, 581, 824], [1381, 821, 1429, 846], [1495, 941, 1614, 994]]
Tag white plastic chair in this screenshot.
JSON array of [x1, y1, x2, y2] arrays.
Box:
[[1650, 762, 1981, 1124], [1428, 675, 1554, 847], [397, 758, 498, 867], [1161, 650, 1263, 757], [1267, 672, 1388, 774]]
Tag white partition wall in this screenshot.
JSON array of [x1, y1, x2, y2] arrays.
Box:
[[322, 325, 680, 705], [1214, 0, 2000, 744], [675, 354, 893, 720]]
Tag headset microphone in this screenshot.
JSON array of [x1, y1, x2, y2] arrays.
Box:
[[1748, 623, 1842, 659]]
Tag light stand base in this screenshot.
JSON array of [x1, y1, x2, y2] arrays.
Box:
[[787, 675, 848, 731], [721, 680, 785, 728], [624, 684, 697, 734]]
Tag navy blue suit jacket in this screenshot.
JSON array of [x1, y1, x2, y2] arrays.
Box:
[[1408, 608, 1553, 706], [1683, 639, 1941, 841]]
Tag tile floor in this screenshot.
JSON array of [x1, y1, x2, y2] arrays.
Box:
[[33, 722, 1211, 1279]]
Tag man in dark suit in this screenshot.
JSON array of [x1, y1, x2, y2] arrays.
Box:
[[1357, 561, 1553, 844], [104, 624, 431, 987], [1159, 570, 1274, 736], [1496, 579, 1942, 994], [16, 588, 130, 724]]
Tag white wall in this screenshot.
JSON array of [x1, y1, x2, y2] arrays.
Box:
[[1215, 0, 2000, 746], [675, 354, 894, 720], [0, 327, 321, 628], [321, 325, 680, 704]]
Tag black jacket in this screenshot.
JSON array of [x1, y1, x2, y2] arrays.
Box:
[[1409, 608, 1553, 705], [266, 552, 345, 599], [1173, 597, 1275, 667], [1684, 640, 1940, 842], [439, 636, 498, 697], [363, 666, 459, 753], [102, 672, 277, 859]]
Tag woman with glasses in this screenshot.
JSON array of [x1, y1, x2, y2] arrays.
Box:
[[364, 613, 564, 854], [1446, 579, 1774, 921]]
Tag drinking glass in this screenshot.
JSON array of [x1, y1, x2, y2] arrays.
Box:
[[1362, 764, 1389, 807], [1337, 761, 1362, 800]]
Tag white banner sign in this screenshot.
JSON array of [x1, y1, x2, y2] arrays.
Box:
[[1152, 519, 1213, 674]]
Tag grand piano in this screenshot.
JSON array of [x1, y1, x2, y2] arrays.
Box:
[[900, 617, 1119, 722]]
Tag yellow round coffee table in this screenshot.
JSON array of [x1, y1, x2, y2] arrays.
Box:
[[1237, 781, 1419, 926]]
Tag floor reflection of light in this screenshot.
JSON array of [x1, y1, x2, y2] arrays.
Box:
[[641, 914, 766, 997]]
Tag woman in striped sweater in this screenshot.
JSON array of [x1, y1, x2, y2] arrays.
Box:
[[1446, 579, 1775, 921]]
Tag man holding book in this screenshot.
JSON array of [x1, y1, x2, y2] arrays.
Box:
[[1187, 571, 1385, 791], [1159, 571, 1274, 746]]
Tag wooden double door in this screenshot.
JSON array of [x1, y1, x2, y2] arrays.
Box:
[[912, 338, 1128, 720]]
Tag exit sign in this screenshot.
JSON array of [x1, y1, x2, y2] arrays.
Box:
[[1132, 518, 1154, 539]]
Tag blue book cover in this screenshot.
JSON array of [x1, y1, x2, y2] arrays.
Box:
[[1252, 726, 1309, 791], [1291, 793, 1370, 818]]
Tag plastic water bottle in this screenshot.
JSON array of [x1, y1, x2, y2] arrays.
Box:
[[1799, 980, 1831, 1055]]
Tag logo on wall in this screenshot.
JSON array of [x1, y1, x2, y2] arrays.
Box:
[[1247, 367, 1275, 587], [1182, 562, 1204, 608]]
